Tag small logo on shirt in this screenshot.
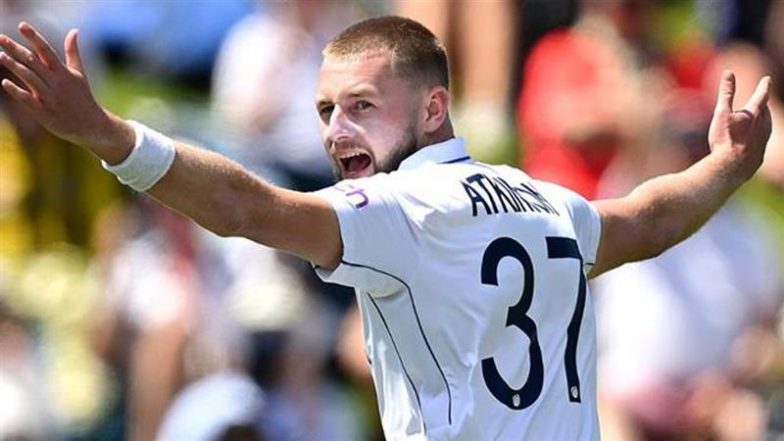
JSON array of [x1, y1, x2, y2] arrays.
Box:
[[334, 183, 369, 209]]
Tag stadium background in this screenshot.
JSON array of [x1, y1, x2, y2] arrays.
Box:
[[1, 0, 783, 440]]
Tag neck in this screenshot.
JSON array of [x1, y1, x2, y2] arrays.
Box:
[[420, 118, 455, 150]]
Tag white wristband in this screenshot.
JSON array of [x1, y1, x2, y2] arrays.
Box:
[[102, 121, 176, 192]]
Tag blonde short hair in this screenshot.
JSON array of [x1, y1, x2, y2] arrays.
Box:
[[324, 16, 450, 90]]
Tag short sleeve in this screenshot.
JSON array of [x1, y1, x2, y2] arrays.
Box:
[[312, 178, 418, 296], [534, 180, 602, 273], [570, 195, 601, 272]]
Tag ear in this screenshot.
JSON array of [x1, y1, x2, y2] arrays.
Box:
[[422, 86, 450, 134]]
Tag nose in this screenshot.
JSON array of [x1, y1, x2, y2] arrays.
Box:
[[326, 106, 355, 143]]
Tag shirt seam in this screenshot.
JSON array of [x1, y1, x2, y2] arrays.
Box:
[[341, 259, 454, 426]]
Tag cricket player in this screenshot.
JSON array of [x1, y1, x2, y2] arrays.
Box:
[[0, 16, 771, 441]]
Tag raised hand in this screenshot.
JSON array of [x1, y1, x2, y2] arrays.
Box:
[[708, 71, 773, 181], [0, 22, 133, 163]]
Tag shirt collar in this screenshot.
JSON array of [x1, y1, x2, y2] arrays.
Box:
[[398, 137, 471, 171]]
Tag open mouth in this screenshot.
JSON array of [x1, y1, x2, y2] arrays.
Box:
[[338, 151, 373, 178]]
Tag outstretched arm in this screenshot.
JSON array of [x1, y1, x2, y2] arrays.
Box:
[[0, 23, 342, 268], [589, 71, 772, 278]]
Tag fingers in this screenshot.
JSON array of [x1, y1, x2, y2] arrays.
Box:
[[18, 22, 62, 70], [0, 50, 48, 96], [715, 70, 736, 114], [1, 78, 37, 108], [0, 23, 63, 87], [64, 29, 84, 74], [739, 76, 771, 118], [0, 32, 52, 82]]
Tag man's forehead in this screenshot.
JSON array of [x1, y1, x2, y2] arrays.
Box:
[[319, 50, 392, 77], [317, 51, 398, 97]]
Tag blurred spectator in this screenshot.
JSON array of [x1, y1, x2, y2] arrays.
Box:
[[595, 201, 783, 440], [517, 0, 666, 199], [80, 0, 252, 89], [256, 294, 366, 441], [184, 231, 368, 441], [0, 302, 57, 441], [156, 371, 264, 441], [211, 1, 357, 191], [91, 196, 369, 441], [593, 89, 784, 440], [91, 201, 201, 441], [92, 199, 286, 441], [212, 1, 361, 348], [397, 0, 517, 163]]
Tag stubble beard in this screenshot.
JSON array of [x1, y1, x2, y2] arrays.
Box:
[[376, 122, 420, 174]]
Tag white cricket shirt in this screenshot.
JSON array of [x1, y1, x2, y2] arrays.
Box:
[[315, 137, 602, 441]]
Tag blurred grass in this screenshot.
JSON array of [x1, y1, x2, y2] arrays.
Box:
[[742, 178, 784, 262], [96, 65, 209, 117]]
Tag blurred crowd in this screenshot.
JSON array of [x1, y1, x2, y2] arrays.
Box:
[[1, 1, 782, 441]]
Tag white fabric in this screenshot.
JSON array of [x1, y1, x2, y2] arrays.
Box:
[[156, 371, 264, 441], [314, 138, 602, 440], [102, 121, 176, 192]]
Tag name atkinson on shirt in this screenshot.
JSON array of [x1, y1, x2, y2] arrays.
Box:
[[461, 173, 559, 217]]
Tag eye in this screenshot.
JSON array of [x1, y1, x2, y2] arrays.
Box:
[[318, 104, 334, 123], [354, 100, 373, 111]]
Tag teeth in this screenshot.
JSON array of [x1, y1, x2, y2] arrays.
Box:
[[337, 151, 366, 159]]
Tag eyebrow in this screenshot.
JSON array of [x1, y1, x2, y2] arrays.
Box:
[[316, 85, 379, 108]]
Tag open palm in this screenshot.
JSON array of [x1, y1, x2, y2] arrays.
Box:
[[0, 22, 132, 160]]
